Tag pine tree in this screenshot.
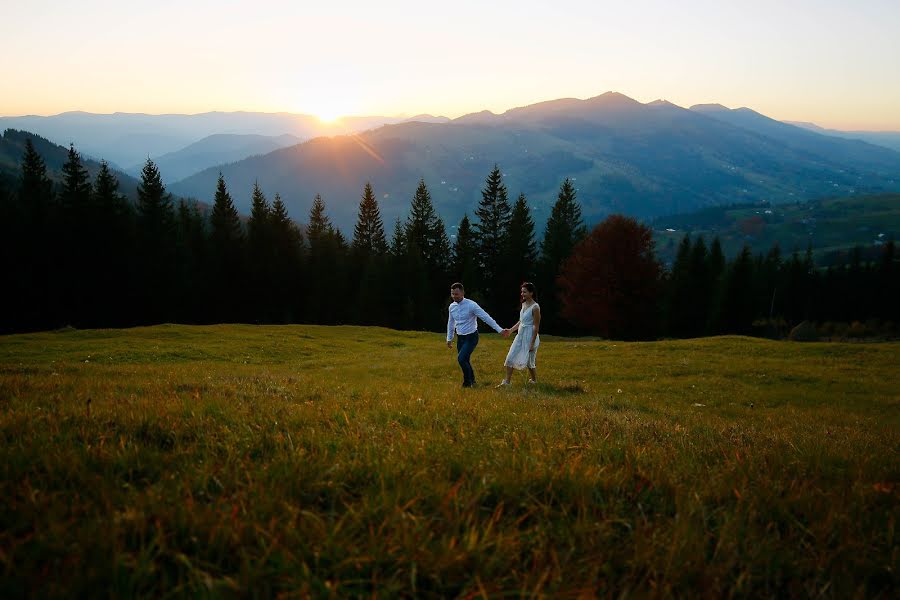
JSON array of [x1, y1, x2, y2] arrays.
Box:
[[59, 144, 92, 224], [759, 243, 782, 324], [718, 246, 757, 334], [385, 217, 412, 329], [270, 193, 304, 322], [307, 194, 332, 245], [91, 161, 135, 327], [452, 214, 478, 287], [135, 159, 177, 324], [175, 199, 209, 323], [20, 138, 54, 231], [93, 161, 130, 218], [247, 182, 272, 321], [350, 182, 390, 326], [706, 236, 727, 332], [708, 237, 726, 287], [403, 179, 451, 327], [271, 193, 303, 259], [473, 165, 512, 304], [58, 145, 94, 325], [390, 217, 407, 257], [540, 178, 586, 271], [687, 236, 711, 336], [12, 139, 55, 331], [406, 179, 450, 273], [352, 182, 388, 257], [137, 159, 174, 234], [248, 181, 271, 255], [306, 194, 348, 324], [505, 192, 538, 280], [209, 173, 245, 322], [666, 234, 693, 336], [538, 178, 586, 332], [210, 173, 243, 249]]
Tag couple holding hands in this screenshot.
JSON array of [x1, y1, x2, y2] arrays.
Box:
[[446, 281, 541, 388]]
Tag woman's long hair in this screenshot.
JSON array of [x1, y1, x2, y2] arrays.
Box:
[[520, 281, 537, 303]]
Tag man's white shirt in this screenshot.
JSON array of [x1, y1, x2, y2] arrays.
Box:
[[447, 298, 502, 342]]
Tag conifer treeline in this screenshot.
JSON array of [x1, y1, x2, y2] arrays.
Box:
[[659, 234, 898, 338], [1, 140, 895, 337]]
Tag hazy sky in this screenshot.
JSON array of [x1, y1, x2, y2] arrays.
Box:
[[3, 0, 899, 130]]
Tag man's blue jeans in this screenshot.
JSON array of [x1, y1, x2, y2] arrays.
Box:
[[456, 331, 479, 387]]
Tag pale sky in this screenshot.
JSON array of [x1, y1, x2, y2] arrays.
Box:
[[3, 0, 899, 130]]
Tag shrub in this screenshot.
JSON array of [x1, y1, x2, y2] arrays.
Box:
[[789, 320, 820, 342]]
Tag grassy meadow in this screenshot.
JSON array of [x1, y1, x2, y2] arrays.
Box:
[[0, 325, 897, 597]]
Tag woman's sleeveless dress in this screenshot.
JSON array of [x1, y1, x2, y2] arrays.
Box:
[[504, 303, 540, 369]]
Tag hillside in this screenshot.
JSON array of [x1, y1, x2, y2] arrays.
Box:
[[0, 325, 896, 596], [130, 133, 303, 183], [0, 129, 141, 199], [651, 193, 900, 265], [168, 93, 900, 232]]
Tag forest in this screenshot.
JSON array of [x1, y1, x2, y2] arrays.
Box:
[[1, 139, 896, 339]]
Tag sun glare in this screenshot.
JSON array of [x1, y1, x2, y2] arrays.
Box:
[[315, 111, 343, 124]]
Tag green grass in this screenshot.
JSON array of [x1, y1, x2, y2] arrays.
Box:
[[1, 325, 897, 597]]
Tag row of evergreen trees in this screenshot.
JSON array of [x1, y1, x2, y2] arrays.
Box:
[[1, 139, 895, 337], [0, 140, 586, 333], [661, 234, 897, 339]]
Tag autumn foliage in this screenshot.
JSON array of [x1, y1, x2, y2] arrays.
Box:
[[558, 215, 662, 339]]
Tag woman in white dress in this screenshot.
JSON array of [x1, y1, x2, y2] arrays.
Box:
[[497, 282, 541, 386]]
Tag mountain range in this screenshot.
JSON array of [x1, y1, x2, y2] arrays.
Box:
[[785, 121, 900, 153], [3, 93, 899, 234], [134, 133, 303, 183], [165, 93, 900, 232], [0, 111, 450, 177]]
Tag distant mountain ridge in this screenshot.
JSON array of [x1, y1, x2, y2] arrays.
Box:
[[128, 133, 303, 183], [165, 93, 900, 233], [0, 111, 450, 172], [5, 94, 899, 234], [784, 121, 900, 153]]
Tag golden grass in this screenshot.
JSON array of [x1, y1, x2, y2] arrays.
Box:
[[1, 325, 897, 597]]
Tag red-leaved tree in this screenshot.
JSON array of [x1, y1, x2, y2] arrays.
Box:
[[558, 215, 662, 339]]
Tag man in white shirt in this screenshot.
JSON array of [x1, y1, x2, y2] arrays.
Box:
[[446, 282, 508, 387]]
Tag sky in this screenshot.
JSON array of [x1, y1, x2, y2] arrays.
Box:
[[2, 0, 899, 131]]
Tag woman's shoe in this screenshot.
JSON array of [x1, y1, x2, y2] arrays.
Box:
[[496, 380, 511, 388], [527, 379, 537, 385]]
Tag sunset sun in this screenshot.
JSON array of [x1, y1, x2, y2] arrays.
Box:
[[314, 110, 343, 124]]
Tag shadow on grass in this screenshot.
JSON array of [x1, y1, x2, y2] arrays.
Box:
[[498, 380, 589, 395]]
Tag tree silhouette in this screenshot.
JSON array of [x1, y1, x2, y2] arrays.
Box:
[[11, 139, 55, 331], [473, 165, 511, 307], [209, 173, 246, 322], [135, 159, 177, 324], [538, 178, 586, 332], [351, 182, 388, 258]]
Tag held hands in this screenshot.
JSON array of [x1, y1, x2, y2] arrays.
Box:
[[501, 328, 511, 338]]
